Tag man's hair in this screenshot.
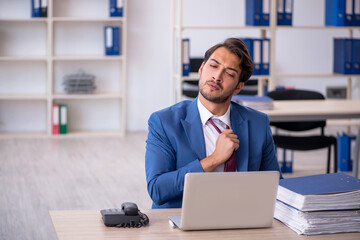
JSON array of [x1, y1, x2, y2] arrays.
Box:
[[203, 38, 253, 83]]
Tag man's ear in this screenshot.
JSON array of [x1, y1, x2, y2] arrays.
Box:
[[233, 82, 245, 95], [198, 62, 205, 77]]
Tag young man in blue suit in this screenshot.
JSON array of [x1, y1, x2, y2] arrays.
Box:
[[145, 38, 281, 209]]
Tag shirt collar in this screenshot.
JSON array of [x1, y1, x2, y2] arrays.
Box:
[[197, 98, 231, 127]]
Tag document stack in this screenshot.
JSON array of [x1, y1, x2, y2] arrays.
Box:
[[63, 70, 96, 94], [232, 95, 274, 110], [274, 173, 360, 235]]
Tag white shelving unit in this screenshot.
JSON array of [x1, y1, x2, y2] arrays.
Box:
[[0, 0, 127, 138], [171, 0, 360, 103]]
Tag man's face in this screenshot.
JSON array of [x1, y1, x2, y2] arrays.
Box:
[[198, 47, 244, 104]]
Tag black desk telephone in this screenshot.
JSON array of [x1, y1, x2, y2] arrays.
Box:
[[100, 202, 149, 228]]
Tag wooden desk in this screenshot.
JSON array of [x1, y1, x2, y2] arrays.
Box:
[[49, 209, 360, 240], [261, 100, 360, 178]]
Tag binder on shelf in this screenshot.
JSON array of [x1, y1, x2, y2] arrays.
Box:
[[104, 26, 120, 56], [284, 0, 293, 25], [353, 39, 360, 74], [333, 38, 352, 74], [182, 38, 190, 76], [52, 104, 60, 135], [337, 133, 356, 171], [110, 0, 123, 17], [325, 0, 346, 26], [277, 0, 285, 25], [355, 0, 360, 26], [261, 39, 270, 75], [59, 104, 68, 134], [40, 0, 47, 17], [345, 0, 354, 26], [253, 39, 262, 75], [262, 0, 270, 26], [31, 0, 41, 18], [245, 0, 263, 26]]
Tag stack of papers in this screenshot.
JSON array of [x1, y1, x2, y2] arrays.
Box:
[[63, 70, 96, 94], [231, 95, 274, 110], [274, 173, 360, 235]]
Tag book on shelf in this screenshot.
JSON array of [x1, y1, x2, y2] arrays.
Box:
[[231, 94, 274, 110], [110, 0, 124, 17], [333, 38, 360, 75], [182, 38, 190, 76], [275, 173, 360, 235], [105, 26, 121, 56]]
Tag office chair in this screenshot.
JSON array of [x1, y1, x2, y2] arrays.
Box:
[[267, 89, 337, 173]]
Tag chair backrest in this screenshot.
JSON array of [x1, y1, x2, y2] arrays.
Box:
[[267, 89, 326, 132]]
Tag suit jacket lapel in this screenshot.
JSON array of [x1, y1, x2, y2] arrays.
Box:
[[230, 104, 249, 171], [181, 98, 206, 160]]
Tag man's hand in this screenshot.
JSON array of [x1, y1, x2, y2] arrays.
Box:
[[200, 129, 239, 172]]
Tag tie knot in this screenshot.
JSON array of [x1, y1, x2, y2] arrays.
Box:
[[208, 118, 229, 134]]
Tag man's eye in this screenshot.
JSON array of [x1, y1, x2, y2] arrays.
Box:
[[226, 72, 235, 77], [209, 64, 217, 68]]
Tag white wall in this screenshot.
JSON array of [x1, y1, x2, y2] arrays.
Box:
[[126, 0, 359, 131]]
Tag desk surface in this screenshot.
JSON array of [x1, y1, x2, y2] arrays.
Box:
[[262, 99, 360, 122], [49, 209, 360, 240]]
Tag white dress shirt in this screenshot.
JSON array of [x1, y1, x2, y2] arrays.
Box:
[[197, 98, 232, 172]]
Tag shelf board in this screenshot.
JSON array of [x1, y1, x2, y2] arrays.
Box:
[[52, 55, 123, 61], [0, 56, 47, 61], [52, 17, 125, 22], [277, 25, 360, 30], [0, 94, 47, 100], [0, 18, 47, 22], [176, 25, 270, 30], [276, 73, 360, 78], [53, 93, 122, 100], [51, 130, 124, 138]]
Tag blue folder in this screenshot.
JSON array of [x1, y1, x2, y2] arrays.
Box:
[[104, 26, 120, 55], [337, 133, 356, 171], [354, 0, 360, 26], [325, 0, 346, 26], [261, 39, 270, 75], [110, 0, 123, 17], [182, 38, 190, 76], [284, 0, 293, 26], [279, 173, 360, 195], [31, 0, 41, 18], [352, 39, 360, 74], [333, 38, 352, 74], [261, 0, 270, 26], [245, 0, 264, 26]]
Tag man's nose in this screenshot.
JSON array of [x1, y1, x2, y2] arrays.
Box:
[[212, 69, 224, 83]]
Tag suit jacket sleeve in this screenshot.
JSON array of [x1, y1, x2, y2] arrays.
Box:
[[260, 116, 282, 176], [145, 112, 204, 206]]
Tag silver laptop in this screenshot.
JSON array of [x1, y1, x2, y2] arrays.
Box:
[[168, 171, 279, 231]]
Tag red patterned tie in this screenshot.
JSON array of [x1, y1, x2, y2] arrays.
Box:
[[208, 118, 237, 172]]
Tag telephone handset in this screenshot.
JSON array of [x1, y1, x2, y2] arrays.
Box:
[[101, 202, 149, 228]]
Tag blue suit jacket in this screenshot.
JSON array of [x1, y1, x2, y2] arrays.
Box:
[[145, 98, 281, 209]]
